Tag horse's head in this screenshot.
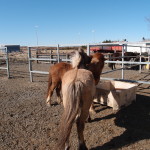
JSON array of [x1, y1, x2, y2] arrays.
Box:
[[87, 52, 105, 85], [71, 49, 91, 69], [90, 52, 105, 68]]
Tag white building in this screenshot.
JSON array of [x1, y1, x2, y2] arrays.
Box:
[[0, 45, 20, 53], [126, 42, 150, 54]]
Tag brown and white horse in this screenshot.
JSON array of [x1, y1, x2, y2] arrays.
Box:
[[46, 52, 105, 107], [46, 49, 91, 106], [57, 51, 96, 150], [46, 62, 72, 105]]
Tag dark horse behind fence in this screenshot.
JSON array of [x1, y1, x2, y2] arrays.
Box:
[[57, 51, 105, 150], [130, 56, 146, 70], [108, 52, 139, 70]]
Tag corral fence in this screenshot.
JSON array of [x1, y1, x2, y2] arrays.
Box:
[[0, 47, 10, 78], [35, 46, 71, 64], [102, 44, 150, 84], [28, 43, 150, 85], [28, 44, 88, 82]]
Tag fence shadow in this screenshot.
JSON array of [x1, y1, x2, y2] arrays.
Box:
[[91, 94, 150, 150]]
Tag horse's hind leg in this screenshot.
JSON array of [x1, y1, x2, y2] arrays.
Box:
[[87, 103, 96, 122], [76, 110, 89, 150], [46, 82, 57, 106], [56, 84, 62, 104]]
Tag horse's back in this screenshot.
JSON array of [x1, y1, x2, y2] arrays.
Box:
[[50, 62, 72, 73], [62, 69, 95, 110], [50, 62, 72, 80], [62, 69, 95, 85], [62, 69, 95, 98]]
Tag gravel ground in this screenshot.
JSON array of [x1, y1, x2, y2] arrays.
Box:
[[0, 62, 150, 150]]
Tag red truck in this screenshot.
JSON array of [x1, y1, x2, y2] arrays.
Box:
[[90, 45, 122, 53]]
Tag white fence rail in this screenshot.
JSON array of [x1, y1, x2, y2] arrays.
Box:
[[0, 47, 10, 78], [28, 44, 150, 84]]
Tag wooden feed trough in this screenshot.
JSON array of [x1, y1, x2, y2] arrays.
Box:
[[94, 81, 138, 111]]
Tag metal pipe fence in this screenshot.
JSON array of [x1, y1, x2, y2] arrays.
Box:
[[28, 44, 90, 82], [0, 47, 10, 78], [28, 44, 150, 84], [104, 44, 150, 84]]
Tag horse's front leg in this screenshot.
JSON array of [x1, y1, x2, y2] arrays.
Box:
[[46, 82, 57, 106], [46, 91, 53, 106], [85, 103, 96, 122]]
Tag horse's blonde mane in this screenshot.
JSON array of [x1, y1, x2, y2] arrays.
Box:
[[71, 51, 81, 68]]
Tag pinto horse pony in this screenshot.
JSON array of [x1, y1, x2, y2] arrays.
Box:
[[46, 49, 91, 106], [57, 51, 96, 150], [46, 51, 105, 106], [46, 62, 72, 105]]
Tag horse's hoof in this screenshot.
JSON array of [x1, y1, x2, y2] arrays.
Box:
[[92, 110, 96, 115], [46, 102, 51, 107], [57, 101, 61, 105], [78, 143, 88, 150], [90, 109, 96, 115], [57, 98, 62, 105], [87, 116, 92, 123], [65, 145, 70, 150]]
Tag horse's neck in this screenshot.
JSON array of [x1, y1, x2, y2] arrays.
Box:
[[89, 64, 101, 80], [77, 59, 88, 69]]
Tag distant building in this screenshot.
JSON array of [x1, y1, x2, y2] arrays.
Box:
[[0, 45, 20, 53], [90, 41, 150, 54], [90, 45, 122, 53], [127, 42, 150, 53]]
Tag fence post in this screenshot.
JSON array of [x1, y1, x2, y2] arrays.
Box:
[[121, 44, 125, 79], [148, 49, 150, 70], [6, 47, 10, 78], [66, 53, 68, 62], [57, 44, 60, 63], [36, 47, 39, 63], [87, 44, 90, 56], [139, 46, 142, 73], [50, 50, 52, 63], [28, 47, 33, 82]]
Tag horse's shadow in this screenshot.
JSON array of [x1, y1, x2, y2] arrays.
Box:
[[91, 94, 150, 150]]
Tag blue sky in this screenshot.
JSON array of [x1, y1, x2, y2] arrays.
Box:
[[0, 0, 150, 46]]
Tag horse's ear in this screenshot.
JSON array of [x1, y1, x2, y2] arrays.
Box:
[[78, 47, 84, 53]]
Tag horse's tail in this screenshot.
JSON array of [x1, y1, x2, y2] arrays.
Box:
[[58, 80, 83, 150]]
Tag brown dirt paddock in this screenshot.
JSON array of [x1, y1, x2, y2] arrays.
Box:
[[0, 62, 150, 150]]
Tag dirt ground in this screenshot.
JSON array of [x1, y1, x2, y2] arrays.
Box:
[[0, 62, 150, 150]]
